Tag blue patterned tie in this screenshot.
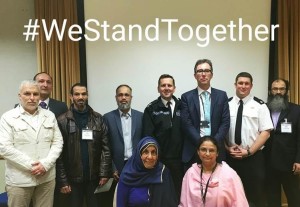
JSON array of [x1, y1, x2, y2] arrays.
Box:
[[202, 91, 211, 135], [39, 101, 47, 109]]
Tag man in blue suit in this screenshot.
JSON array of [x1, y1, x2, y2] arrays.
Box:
[[32, 72, 68, 207], [33, 72, 68, 118], [181, 59, 230, 169], [102, 84, 143, 207]]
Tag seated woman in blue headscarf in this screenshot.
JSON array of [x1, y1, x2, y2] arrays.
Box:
[[115, 136, 178, 207]]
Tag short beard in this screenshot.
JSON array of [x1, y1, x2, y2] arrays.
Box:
[[267, 94, 289, 112], [118, 102, 131, 111]]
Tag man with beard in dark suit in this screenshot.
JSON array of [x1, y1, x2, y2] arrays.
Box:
[[265, 78, 300, 207], [102, 84, 143, 207]]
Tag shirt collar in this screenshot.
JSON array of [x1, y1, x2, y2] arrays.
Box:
[[197, 86, 212, 96], [119, 109, 132, 117], [19, 104, 39, 116], [40, 98, 50, 106], [161, 97, 174, 107], [234, 94, 252, 104]]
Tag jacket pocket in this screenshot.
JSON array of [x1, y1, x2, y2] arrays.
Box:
[[13, 124, 30, 143], [42, 122, 54, 141]]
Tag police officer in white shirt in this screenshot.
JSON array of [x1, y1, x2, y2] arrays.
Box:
[[226, 72, 273, 207]]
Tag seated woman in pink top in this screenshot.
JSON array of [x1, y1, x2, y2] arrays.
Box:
[[179, 136, 248, 207]]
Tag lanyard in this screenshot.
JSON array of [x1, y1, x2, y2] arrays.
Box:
[[200, 163, 217, 206]]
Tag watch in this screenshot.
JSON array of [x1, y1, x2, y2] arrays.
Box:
[[247, 148, 251, 157]]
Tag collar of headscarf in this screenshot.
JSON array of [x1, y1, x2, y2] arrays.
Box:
[[120, 136, 164, 186]]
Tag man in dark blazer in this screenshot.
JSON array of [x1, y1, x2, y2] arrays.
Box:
[[102, 84, 143, 207], [265, 78, 300, 207], [181, 59, 230, 169], [33, 72, 68, 207], [33, 72, 68, 117]]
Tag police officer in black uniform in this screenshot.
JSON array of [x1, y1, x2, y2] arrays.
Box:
[[142, 74, 183, 202]]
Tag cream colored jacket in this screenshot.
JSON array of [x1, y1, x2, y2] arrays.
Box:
[[0, 106, 63, 187]]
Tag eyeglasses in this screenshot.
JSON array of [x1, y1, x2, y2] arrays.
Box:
[[196, 69, 212, 74], [271, 87, 286, 92], [199, 147, 217, 154]]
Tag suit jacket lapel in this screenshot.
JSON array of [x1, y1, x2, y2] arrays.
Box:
[[48, 98, 53, 108], [210, 88, 216, 117], [192, 89, 201, 122], [114, 110, 123, 139], [276, 109, 289, 130], [131, 110, 136, 138]]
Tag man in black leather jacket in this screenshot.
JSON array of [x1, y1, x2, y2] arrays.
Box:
[[56, 83, 111, 207]]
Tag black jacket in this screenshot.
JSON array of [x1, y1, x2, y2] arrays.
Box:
[[142, 96, 183, 161], [56, 104, 112, 187], [265, 102, 300, 171]]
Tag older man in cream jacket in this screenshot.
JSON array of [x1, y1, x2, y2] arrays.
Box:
[[0, 80, 63, 207]]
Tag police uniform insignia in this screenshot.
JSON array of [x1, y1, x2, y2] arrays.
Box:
[[253, 97, 265, 104]]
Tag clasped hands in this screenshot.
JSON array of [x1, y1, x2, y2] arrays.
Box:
[[31, 161, 46, 176], [228, 145, 248, 159]]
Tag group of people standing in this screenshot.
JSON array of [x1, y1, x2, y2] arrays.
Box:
[[0, 58, 299, 207]]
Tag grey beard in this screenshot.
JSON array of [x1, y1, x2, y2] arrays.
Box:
[[118, 102, 131, 111], [267, 95, 288, 112]]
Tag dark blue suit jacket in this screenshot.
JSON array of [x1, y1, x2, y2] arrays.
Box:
[[48, 98, 68, 118], [181, 87, 230, 162], [104, 109, 143, 173]]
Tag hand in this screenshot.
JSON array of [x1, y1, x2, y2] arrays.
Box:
[[99, 177, 109, 186], [60, 185, 71, 194], [31, 161, 46, 176], [113, 171, 119, 181], [293, 163, 300, 175], [228, 145, 247, 159]]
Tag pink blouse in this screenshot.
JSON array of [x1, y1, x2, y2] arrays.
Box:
[[179, 161, 249, 207]]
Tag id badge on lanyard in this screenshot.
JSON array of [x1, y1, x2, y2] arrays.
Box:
[[281, 118, 292, 133]]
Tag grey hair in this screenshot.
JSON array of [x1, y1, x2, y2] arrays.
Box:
[[19, 80, 40, 93]]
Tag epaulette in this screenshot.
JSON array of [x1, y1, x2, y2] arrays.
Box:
[[228, 97, 233, 102], [253, 96, 265, 104], [146, 99, 159, 108]]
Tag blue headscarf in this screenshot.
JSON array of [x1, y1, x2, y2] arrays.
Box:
[[120, 136, 164, 186]]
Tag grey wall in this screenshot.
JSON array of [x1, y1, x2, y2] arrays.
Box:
[[0, 0, 273, 193], [0, 0, 37, 192], [85, 0, 272, 114], [0, 0, 37, 115]]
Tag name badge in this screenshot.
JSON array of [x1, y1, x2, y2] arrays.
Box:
[[82, 129, 93, 140], [281, 122, 292, 133], [200, 121, 210, 128]]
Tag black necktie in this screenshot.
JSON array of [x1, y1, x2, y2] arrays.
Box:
[[167, 101, 172, 119], [39, 101, 47, 109], [235, 100, 243, 145]]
